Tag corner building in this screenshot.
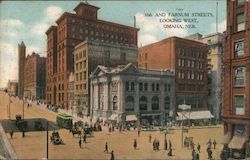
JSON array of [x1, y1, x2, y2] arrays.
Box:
[[46, 2, 138, 108], [222, 0, 250, 158], [139, 37, 208, 112]]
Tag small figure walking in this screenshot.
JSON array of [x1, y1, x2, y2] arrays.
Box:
[[79, 139, 82, 148], [197, 143, 201, 153], [164, 139, 168, 150], [207, 139, 212, 148], [133, 139, 137, 149], [10, 131, 14, 139], [169, 139, 172, 149], [137, 129, 140, 137], [213, 140, 217, 149], [104, 142, 108, 153], [110, 150, 115, 160], [149, 134, 152, 143], [168, 148, 173, 156], [83, 133, 86, 143], [207, 147, 213, 160]]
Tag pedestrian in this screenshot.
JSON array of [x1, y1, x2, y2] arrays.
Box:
[[10, 131, 14, 139], [83, 133, 86, 143], [137, 129, 140, 137], [22, 131, 25, 137], [133, 139, 137, 149], [79, 139, 82, 148], [207, 147, 213, 159], [156, 139, 160, 150], [104, 142, 108, 153], [164, 139, 168, 150], [153, 138, 157, 150], [197, 143, 201, 153], [169, 139, 172, 149], [213, 140, 217, 149], [149, 134, 152, 143], [192, 149, 196, 159], [207, 139, 212, 148], [110, 150, 114, 160]]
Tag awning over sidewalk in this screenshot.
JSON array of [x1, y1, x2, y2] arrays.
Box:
[[126, 115, 137, 121], [223, 133, 232, 144], [176, 110, 214, 120], [228, 135, 247, 150]]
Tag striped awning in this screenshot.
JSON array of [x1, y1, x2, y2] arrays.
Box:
[[126, 115, 137, 121]]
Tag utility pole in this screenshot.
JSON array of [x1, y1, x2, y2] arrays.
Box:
[[46, 120, 49, 159]]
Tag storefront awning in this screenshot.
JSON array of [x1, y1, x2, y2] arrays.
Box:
[[109, 114, 118, 120], [177, 110, 214, 120], [223, 133, 231, 144], [126, 115, 137, 121], [141, 113, 161, 116], [228, 135, 246, 150]]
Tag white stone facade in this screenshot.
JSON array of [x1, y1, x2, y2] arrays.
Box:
[[90, 63, 175, 125]]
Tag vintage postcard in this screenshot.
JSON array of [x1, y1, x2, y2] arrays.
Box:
[[0, 0, 249, 159]]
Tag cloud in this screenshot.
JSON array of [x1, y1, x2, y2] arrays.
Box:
[[210, 19, 226, 33], [0, 19, 23, 27], [0, 42, 18, 88], [135, 11, 189, 46], [46, 6, 63, 22], [31, 5, 63, 36]]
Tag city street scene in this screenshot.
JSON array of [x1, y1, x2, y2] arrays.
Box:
[[0, 0, 249, 160]]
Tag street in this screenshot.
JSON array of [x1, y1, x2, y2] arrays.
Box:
[[0, 91, 224, 159]]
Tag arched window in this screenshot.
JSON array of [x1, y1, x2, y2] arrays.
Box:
[[165, 96, 170, 110], [125, 96, 134, 111], [139, 96, 147, 111], [113, 96, 118, 110], [152, 96, 159, 110]]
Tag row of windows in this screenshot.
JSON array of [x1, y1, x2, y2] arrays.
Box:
[[178, 70, 204, 80], [178, 48, 206, 59], [75, 50, 87, 61], [139, 82, 160, 92], [75, 71, 87, 81], [75, 60, 87, 71], [178, 59, 205, 69], [75, 83, 87, 91]]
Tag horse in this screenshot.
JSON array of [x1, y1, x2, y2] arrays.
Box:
[[69, 128, 81, 137]]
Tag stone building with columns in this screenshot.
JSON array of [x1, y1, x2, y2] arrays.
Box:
[[90, 63, 175, 125]]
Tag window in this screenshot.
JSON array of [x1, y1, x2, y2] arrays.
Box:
[[178, 59, 181, 67], [235, 40, 244, 57], [151, 96, 159, 110], [237, 0, 246, 5], [139, 83, 143, 91], [125, 81, 129, 91], [235, 95, 245, 115], [237, 13, 245, 31], [164, 84, 168, 91], [151, 83, 155, 91], [235, 66, 246, 86], [139, 96, 147, 111], [131, 82, 135, 91], [80, 72, 82, 80], [84, 71, 86, 80], [125, 96, 134, 111], [156, 83, 159, 91], [113, 96, 118, 110]]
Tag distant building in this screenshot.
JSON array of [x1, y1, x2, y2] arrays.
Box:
[[23, 52, 46, 99], [90, 63, 175, 125], [7, 80, 18, 96], [74, 40, 137, 116], [45, 2, 138, 108], [18, 41, 26, 98], [139, 37, 208, 112], [222, 0, 250, 158], [186, 33, 224, 121]]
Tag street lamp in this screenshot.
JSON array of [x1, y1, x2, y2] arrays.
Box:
[[178, 103, 191, 147]]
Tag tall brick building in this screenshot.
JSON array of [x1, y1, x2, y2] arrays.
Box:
[[18, 41, 26, 98], [222, 0, 250, 158], [139, 37, 208, 112], [46, 2, 138, 108], [23, 52, 46, 99]]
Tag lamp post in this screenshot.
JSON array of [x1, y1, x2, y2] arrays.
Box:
[[178, 103, 191, 147]]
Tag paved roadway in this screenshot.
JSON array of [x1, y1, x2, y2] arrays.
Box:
[[0, 91, 224, 159]]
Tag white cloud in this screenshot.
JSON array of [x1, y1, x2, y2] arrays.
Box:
[[136, 11, 189, 46], [0, 42, 18, 88], [31, 5, 63, 36], [0, 19, 23, 27], [210, 19, 226, 33], [46, 6, 63, 22]]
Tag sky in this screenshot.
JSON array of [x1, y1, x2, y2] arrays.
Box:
[[0, 0, 227, 88]]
